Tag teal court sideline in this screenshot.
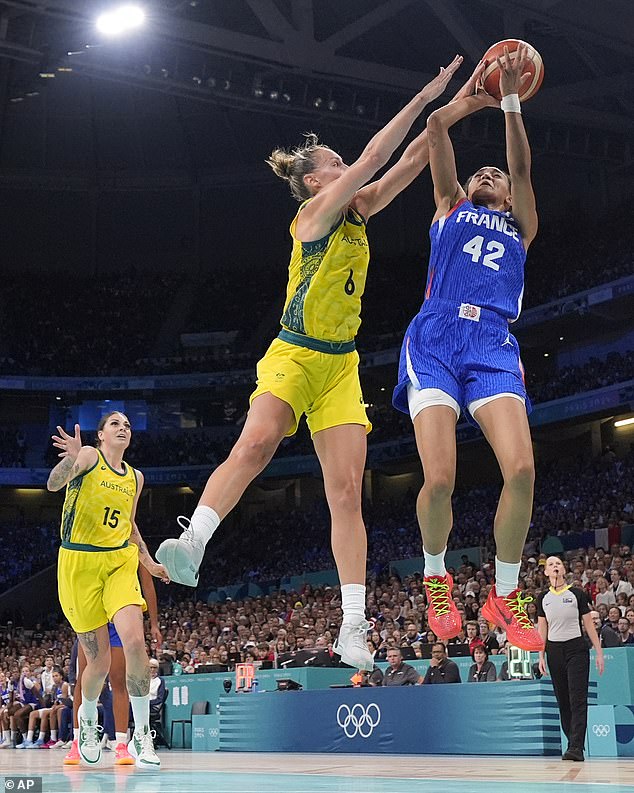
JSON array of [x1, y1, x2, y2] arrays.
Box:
[[2, 751, 633, 793]]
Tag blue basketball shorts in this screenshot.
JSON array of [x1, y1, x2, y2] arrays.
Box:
[[393, 297, 531, 426], [108, 622, 123, 648]]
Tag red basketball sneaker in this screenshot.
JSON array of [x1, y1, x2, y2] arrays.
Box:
[[423, 573, 462, 640], [481, 586, 544, 652]]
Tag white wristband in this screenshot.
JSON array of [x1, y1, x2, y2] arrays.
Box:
[[501, 93, 521, 114]]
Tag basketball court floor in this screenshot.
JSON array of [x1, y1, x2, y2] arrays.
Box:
[[2, 751, 633, 792]]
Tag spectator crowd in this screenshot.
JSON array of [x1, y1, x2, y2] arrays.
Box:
[[0, 208, 631, 379], [29, 344, 634, 474], [4, 448, 634, 595], [1, 542, 633, 748]]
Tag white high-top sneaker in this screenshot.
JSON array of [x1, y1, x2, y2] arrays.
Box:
[[77, 704, 103, 765], [333, 620, 373, 671], [128, 726, 161, 769], [155, 516, 204, 587]]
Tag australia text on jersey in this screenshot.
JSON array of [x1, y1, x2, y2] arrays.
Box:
[[455, 210, 520, 241], [342, 234, 368, 247], [100, 480, 134, 497]]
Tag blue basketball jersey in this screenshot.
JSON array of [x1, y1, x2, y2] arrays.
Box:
[[425, 198, 526, 321], [19, 677, 39, 705]]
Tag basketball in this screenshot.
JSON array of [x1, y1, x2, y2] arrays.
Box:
[[480, 39, 544, 102]]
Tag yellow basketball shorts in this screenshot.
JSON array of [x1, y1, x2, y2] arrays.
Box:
[[250, 338, 371, 437], [57, 544, 146, 634]]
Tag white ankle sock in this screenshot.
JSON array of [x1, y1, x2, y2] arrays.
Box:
[[3, 730, 9, 741], [341, 584, 366, 624], [73, 727, 79, 740], [115, 731, 127, 744], [129, 694, 150, 732], [50, 730, 57, 741], [424, 547, 447, 577], [81, 694, 98, 723], [190, 505, 220, 545], [27, 730, 34, 742], [495, 557, 521, 597]]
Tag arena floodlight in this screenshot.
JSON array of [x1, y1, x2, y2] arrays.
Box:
[[96, 5, 145, 36], [614, 417, 634, 428]]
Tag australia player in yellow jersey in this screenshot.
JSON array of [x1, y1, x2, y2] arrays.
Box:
[[158, 55, 479, 671], [47, 411, 169, 769]]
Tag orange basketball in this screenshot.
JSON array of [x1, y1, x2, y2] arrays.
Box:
[[480, 39, 544, 102]]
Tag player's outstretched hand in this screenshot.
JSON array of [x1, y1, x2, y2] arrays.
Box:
[[51, 423, 82, 460], [449, 58, 500, 110], [453, 59, 485, 101], [496, 43, 531, 98], [420, 55, 464, 104], [148, 560, 171, 584]]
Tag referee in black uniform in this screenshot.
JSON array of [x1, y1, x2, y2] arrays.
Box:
[[536, 556, 605, 762]]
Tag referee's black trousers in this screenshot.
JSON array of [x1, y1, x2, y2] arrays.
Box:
[[546, 636, 590, 751]]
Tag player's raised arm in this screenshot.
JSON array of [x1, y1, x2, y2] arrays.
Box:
[[498, 44, 538, 249], [294, 56, 463, 240], [426, 81, 499, 222], [354, 60, 485, 219], [47, 425, 97, 491]]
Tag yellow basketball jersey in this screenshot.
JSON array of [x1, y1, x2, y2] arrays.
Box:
[[281, 202, 370, 342], [60, 449, 137, 549]]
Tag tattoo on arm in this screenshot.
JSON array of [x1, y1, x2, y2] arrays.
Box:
[[126, 667, 150, 697], [130, 525, 152, 564], [79, 631, 100, 662], [47, 457, 77, 490]]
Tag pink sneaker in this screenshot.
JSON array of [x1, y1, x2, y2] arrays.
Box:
[[43, 740, 57, 748], [114, 742, 135, 765], [64, 739, 80, 765]]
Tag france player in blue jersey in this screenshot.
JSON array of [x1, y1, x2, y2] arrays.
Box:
[[393, 44, 543, 653]]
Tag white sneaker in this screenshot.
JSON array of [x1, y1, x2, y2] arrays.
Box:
[[333, 619, 373, 671], [77, 704, 103, 765], [0, 740, 10, 749], [51, 740, 65, 749], [155, 516, 204, 587], [128, 726, 160, 769]]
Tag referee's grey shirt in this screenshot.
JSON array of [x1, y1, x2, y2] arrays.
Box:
[[535, 586, 591, 642]]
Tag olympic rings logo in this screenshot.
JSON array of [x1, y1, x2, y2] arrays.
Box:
[[592, 724, 611, 737], [336, 703, 381, 738]]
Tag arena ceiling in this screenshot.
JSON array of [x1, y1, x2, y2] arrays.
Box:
[[0, 0, 632, 184]]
